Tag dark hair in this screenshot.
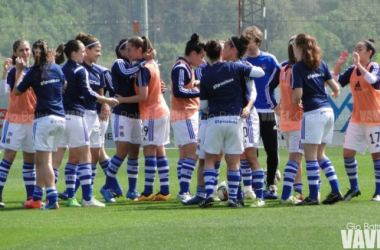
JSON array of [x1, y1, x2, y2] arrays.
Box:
[[229, 35, 249, 57], [288, 36, 297, 65], [184, 33, 206, 56], [128, 36, 153, 54], [295, 33, 321, 71], [205, 39, 222, 61], [75, 32, 99, 48], [363, 39, 376, 59], [115, 38, 129, 59], [11, 39, 30, 65], [32, 39, 51, 79], [55, 40, 83, 64]]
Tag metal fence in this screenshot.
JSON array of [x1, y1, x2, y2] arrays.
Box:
[[1, 0, 379, 147]]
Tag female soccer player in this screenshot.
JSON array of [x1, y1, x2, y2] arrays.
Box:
[[16, 39, 65, 210], [116, 36, 171, 201], [55, 39, 118, 207], [266, 36, 304, 204], [76, 32, 113, 196], [181, 62, 225, 206], [333, 39, 380, 202], [94, 63, 115, 183], [57, 32, 119, 203], [0, 39, 36, 208], [198, 39, 264, 208], [100, 38, 149, 202], [171, 33, 205, 201], [292, 33, 343, 205], [222, 35, 266, 207]]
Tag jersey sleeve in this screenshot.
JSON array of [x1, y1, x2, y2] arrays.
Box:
[[112, 59, 142, 78], [194, 65, 203, 81], [369, 63, 380, 82], [239, 63, 254, 77], [265, 65, 281, 108], [199, 77, 208, 101], [102, 70, 115, 97], [16, 68, 34, 93], [7, 67, 16, 90], [321, 61, 333, 81], [77, 67, 99, 101], [171, 63, 200, 98], [337, 65, 355, 88], [291, 64, 303, 89], [136, 67, 151, 87]]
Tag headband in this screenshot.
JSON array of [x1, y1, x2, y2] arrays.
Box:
[[86, 41, 100, 48], [118, 40, 128, 52]]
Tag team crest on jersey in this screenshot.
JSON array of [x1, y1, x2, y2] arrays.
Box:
[[7, 132, 12, 136], [5, 138, 10, 144], [354, 81, 362, 91], [262, 63, 266, 69]]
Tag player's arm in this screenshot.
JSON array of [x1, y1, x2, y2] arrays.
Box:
[[292, 88, 302, 105], [199, 77, 209, 113], [13, 58, 28, 96], [333, 50, 348, 80], [116, 86, 148, 103], [79, 68, 118, 107], [326, 79, 340, 99], [323, 61, 340, 98], [265, 66, 281, 109], [291, 65, 303, 105], [352, 52, 379, 84], [0, 58, 12, 96], [98, 87, 110, 121], [115, 69, 149, 103], [171, 64, 200, 98]]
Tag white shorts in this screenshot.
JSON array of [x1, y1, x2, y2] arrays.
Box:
[[111, 114, 142, 144], [84, 110, 101, 148], [343, 122, 380, 154], [142, 115, 170, 146], [99, 119, 109, 144], [301, 108, 334, 144], [204, 116, 243, 155], [172, 112, 198, 146], [196, 119, 208, 159], [61, 114, 90, 148], [0, 121, 34, 153], [58, 131, 69, 149], [282, 130, 304, 154], [33, 115, 65, 152], [243, 110, 260, 149]]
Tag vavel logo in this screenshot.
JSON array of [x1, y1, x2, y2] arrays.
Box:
[[341, 223, 380, 249]]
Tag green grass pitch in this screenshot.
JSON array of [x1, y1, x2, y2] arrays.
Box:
[[0, 147, 378, 249]]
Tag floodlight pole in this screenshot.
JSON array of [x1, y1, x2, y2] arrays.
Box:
[[239, 0, 267, 51], [141, 0, 149, 37]]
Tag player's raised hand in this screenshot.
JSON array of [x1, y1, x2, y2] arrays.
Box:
[[336, 50, 348, 66], [352, 51, 360, 67], [3, 58, 12, 73]]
